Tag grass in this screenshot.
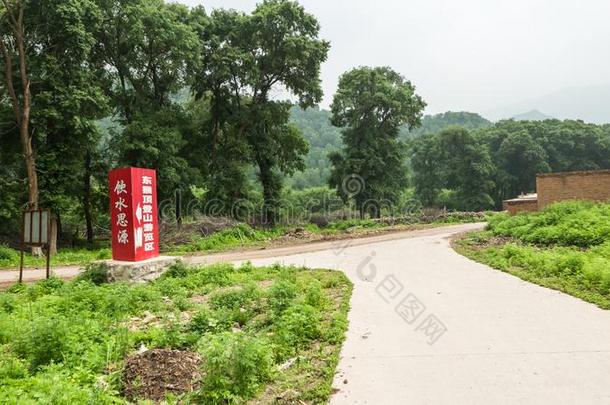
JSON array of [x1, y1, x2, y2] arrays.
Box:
[[0, 262, 352, 403], [454, 201, 610, 309], [0, 244, 111, 269]]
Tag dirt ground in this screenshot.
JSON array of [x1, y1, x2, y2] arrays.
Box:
[[122, 348, 202, 402]]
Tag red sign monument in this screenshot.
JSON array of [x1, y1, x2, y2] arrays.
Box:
[[109, 167, 159, 261]]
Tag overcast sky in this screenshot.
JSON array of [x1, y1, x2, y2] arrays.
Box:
[[178, 0, 610, 116]]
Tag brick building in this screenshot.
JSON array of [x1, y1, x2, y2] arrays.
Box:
[[503, 169, 610, 214]]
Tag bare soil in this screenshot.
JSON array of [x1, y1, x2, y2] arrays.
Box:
[[122, 348, 203, 402]]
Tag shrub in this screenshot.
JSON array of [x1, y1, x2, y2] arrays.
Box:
[[268, 277, 298, 316], [198, 332, 272, 402], [489, 201, 610, 247], [189, 308, 234, 334], [0, 354, 29, 380], [95, 248, 112, 260], [0, 244, 18, 263], [209, 283, 261, 311], [583, 258, 610, 294], [303, 279, 326, 308], [274, 303, 321, 359], [326, 218, 381, 231], [77, 263, 109, 285], [14, 317, 71, 370], [0, 294, 16, 314], [162, 261, 190, 278]]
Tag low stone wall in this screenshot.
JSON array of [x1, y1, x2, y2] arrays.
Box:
[[105, 256, 180, 283]]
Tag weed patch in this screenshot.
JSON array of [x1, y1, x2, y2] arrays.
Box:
[[0, 263, 352, 403]]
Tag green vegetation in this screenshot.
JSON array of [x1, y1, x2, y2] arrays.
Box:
[[410, 120, 610, 211], [0, 245, 111, 269], [455, 201, 610, 309], [0, 262, 353, 403], [402, 111, 492, 139], [4, 0, 610, 257], [172, 225, 285, 254], [289, 109, 493, 189], [287, 107, 343, 189], [328, 66, 426, 217]]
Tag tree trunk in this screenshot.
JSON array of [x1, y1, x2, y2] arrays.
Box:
[[254, 148, 279, 227], [83, 150, 94, 244], [0, 2, 40, 256], [21, 126, 38, 209], [0, 7, 38, 211]]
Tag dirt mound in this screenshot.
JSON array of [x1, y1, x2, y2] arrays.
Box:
[[122, 348, 202, 402]]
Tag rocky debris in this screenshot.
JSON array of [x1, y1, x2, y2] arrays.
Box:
[[278, 357, 297, 371], [276, 227, 323, 244], [105, 256, 180, 283], [122, 348, 202, 402]]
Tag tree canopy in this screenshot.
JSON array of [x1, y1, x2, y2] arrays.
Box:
[[328, 66, 426, 217]]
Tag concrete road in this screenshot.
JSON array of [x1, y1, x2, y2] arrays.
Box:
[[233, 223, 610, 405]]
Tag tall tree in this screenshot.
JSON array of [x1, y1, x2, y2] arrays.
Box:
[[329, 66, 426, 217], [192, 0, 329, 223], [438, 127, 495, 211], [94, 0, 201, 200], [0, 0, 37, 210], [2, 0, 108, 245], [410, 134, 444, 207], [496, 130, 550, 199]]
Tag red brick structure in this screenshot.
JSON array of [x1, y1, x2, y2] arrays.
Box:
[[503, 169, 610, 215], [503, 194, 538, 215], [536, 169, 610, 209]]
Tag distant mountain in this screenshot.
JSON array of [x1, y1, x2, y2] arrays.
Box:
[[401, 111, 492, 139], [511, 110, 554, 121], [288, 106, 342, 189], [484, 84, 610, 124]]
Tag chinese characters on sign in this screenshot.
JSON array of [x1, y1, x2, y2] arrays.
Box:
[[108, 167, 159, 261]]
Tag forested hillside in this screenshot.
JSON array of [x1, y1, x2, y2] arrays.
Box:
[[287, 107, 342, 188], [402, 111, 492, 139], [288, 109, 493, 188], [410, 119, 610, 210]]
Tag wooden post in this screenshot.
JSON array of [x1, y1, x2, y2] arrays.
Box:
[[175, 189, 182, 229], [19, 212, 25, 283], [45, 211, 51, 279], [45, 244, 50, 279]]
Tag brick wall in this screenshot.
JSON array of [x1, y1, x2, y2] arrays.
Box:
[[504, 199, 539, 215], [537, 170, 610, 209]]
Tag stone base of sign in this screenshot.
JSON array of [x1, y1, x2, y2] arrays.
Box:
[[104, 256, 180, 283]]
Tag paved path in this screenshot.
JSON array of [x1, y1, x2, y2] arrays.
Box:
[[0, 224, 480, 286], [228, 223, 610, 405], [3, 223, 610, 404]]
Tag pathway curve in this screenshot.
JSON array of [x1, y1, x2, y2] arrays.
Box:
[[232, 223, 610, 404], [3, 223, 610, 404]]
